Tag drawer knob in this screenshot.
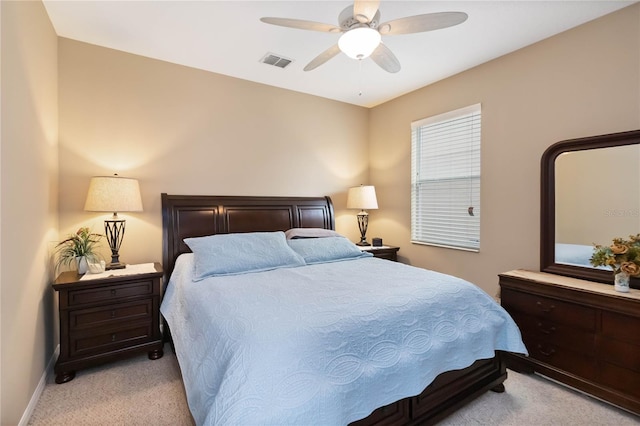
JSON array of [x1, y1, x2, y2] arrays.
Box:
[[537, 344, 556, 357], [110, 289, 116, 296], [536, 322, 556, 335], [536, 301, 555, 313], [111, 334, 116, 342], [111, 310, 116, 318]]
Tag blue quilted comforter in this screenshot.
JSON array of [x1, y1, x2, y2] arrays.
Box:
[[161, 254, 527, 425]]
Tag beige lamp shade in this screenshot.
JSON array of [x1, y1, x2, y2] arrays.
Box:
[[84, 175, 143, 213], [347, 185, 378, 210]]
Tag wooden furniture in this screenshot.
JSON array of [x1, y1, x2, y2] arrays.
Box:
[[500, 269, 640, 414], [540, 129, 640, 288], [53, 263, 164, 384], [360, 245, 400, 261], [162, 193, 508, 426]]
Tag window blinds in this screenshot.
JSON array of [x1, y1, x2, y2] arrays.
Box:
[[411, 104, 481, 251]]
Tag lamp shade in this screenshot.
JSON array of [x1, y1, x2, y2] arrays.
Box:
[[84, 175, 143, 213], [347, 185, 378, 210], [338, 27, 381, 60]]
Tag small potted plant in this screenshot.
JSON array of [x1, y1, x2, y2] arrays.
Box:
[[590, 234, 640, 293], [55, 227, 103, 274]]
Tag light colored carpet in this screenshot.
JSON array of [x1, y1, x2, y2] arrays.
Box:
[[28, 346, 639, 425]]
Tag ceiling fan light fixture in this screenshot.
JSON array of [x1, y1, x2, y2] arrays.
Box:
[[338, 27, 381, 60]]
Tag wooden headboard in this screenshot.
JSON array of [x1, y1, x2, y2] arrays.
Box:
[[161, 193, 335, 285]]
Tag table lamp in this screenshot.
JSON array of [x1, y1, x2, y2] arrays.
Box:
[[347, 185, 378, 246], [84, 174, 143, 269]]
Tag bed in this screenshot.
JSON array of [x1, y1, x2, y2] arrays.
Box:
[[160, 194, 527, 425]]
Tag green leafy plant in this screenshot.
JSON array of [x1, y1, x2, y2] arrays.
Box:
[[55, 227, 103, 270], [590, 234, 640, 276]]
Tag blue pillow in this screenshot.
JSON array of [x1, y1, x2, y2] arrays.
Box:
[[287, 237, 373, 265], [184, 231, 306, 281]]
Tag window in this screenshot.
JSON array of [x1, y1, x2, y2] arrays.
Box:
[[411, 104, 481, 251]]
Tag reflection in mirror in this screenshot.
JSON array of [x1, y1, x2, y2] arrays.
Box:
[[540, 129, 640, 288], [554, 145, 640, 269]]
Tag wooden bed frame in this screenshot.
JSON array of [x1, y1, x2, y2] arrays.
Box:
[[161, 193, 508, 426]]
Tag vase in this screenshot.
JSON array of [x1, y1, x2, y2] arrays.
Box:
[[614, 271, 630, 293], [76, 256, 88, 275]]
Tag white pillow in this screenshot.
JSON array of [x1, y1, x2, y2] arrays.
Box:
[[287, 237, 372, 264], [284, 228, 343, 239], [184, 231, 306, 281]]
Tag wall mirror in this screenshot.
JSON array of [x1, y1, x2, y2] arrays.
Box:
[[541, 129, 640, 289]]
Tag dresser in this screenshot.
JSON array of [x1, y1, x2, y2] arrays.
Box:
[[499, 270, 640, 414], [53, 263, 164, 383]]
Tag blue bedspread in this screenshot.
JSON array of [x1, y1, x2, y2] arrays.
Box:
[[161, 254, 527, 425]]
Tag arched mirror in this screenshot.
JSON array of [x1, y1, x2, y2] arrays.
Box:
[[541, 129, 640, 289]]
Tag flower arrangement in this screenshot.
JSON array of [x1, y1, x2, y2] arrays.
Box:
[[590, 234, 640, 276], [55, 227, 103, 271]]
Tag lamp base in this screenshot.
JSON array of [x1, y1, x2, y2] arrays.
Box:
[[104, 218, 127, 271], [106, 262, 126, 270], [355, 212, 370, 247]]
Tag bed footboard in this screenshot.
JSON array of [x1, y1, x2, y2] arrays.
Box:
[[350, 353, 507, 426]]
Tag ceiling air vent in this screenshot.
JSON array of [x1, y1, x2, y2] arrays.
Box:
[[260, 53, 293, 69]]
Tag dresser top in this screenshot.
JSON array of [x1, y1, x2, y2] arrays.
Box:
[[501, 269, 640, 302]]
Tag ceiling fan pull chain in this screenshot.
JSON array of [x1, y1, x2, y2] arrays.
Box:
[[358, 59, 363, 96]]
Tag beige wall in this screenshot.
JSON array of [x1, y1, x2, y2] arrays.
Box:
[[556, 144, 640, 246], [369, 4, 640, 296], [1, 1, 59, 424], [58, 39, 370, 266]]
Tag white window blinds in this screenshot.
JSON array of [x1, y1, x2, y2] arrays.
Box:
[[411, 104, 481, 251]]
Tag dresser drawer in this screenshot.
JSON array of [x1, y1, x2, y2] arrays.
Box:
[[599, 362, 640, 400], [69, 322, 153, 357], [601, 311, 640, 345], [501, 288, 596, 330], [68, 280, 154, 307], [523, 335, 597, 380], [598, 337, 640, 373], [69, 299, 153, 331], [509, 310, 595, 353]]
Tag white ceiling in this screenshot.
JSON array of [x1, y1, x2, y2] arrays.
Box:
[[42, 1, 635, 108]]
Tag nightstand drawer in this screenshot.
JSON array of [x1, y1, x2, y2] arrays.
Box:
[[360, 246, 399, 262], [70, 323, 153, 357], [68, 280, 154, 306], [70, 299, 153, 330]]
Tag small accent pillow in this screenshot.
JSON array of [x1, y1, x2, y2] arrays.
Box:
[[184, 231, 306, 281], [287, 236, 373, 265], [284, 228, 343, 239]]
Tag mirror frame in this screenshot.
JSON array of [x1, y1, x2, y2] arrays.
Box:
[[541, 129, 640, 287]]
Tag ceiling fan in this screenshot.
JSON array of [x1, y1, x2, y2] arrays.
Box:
[[260, 0, 468, 73]]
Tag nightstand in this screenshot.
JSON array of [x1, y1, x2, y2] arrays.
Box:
[[360, 246, 400, 261], [52, 263, 164, 384]]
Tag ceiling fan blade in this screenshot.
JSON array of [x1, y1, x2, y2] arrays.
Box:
[[370, 43, 401, 73], [353, 0, 380, 23], [378, 12, 468, 35], [260, 17, 341, 33], [304, 44, 342, 71]]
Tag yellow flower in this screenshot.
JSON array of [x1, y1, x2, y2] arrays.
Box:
[[610, 243, 629, 255], [621, 261, 640, 276]]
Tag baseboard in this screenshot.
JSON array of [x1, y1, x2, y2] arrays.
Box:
[[18, 344, 59, 426]]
